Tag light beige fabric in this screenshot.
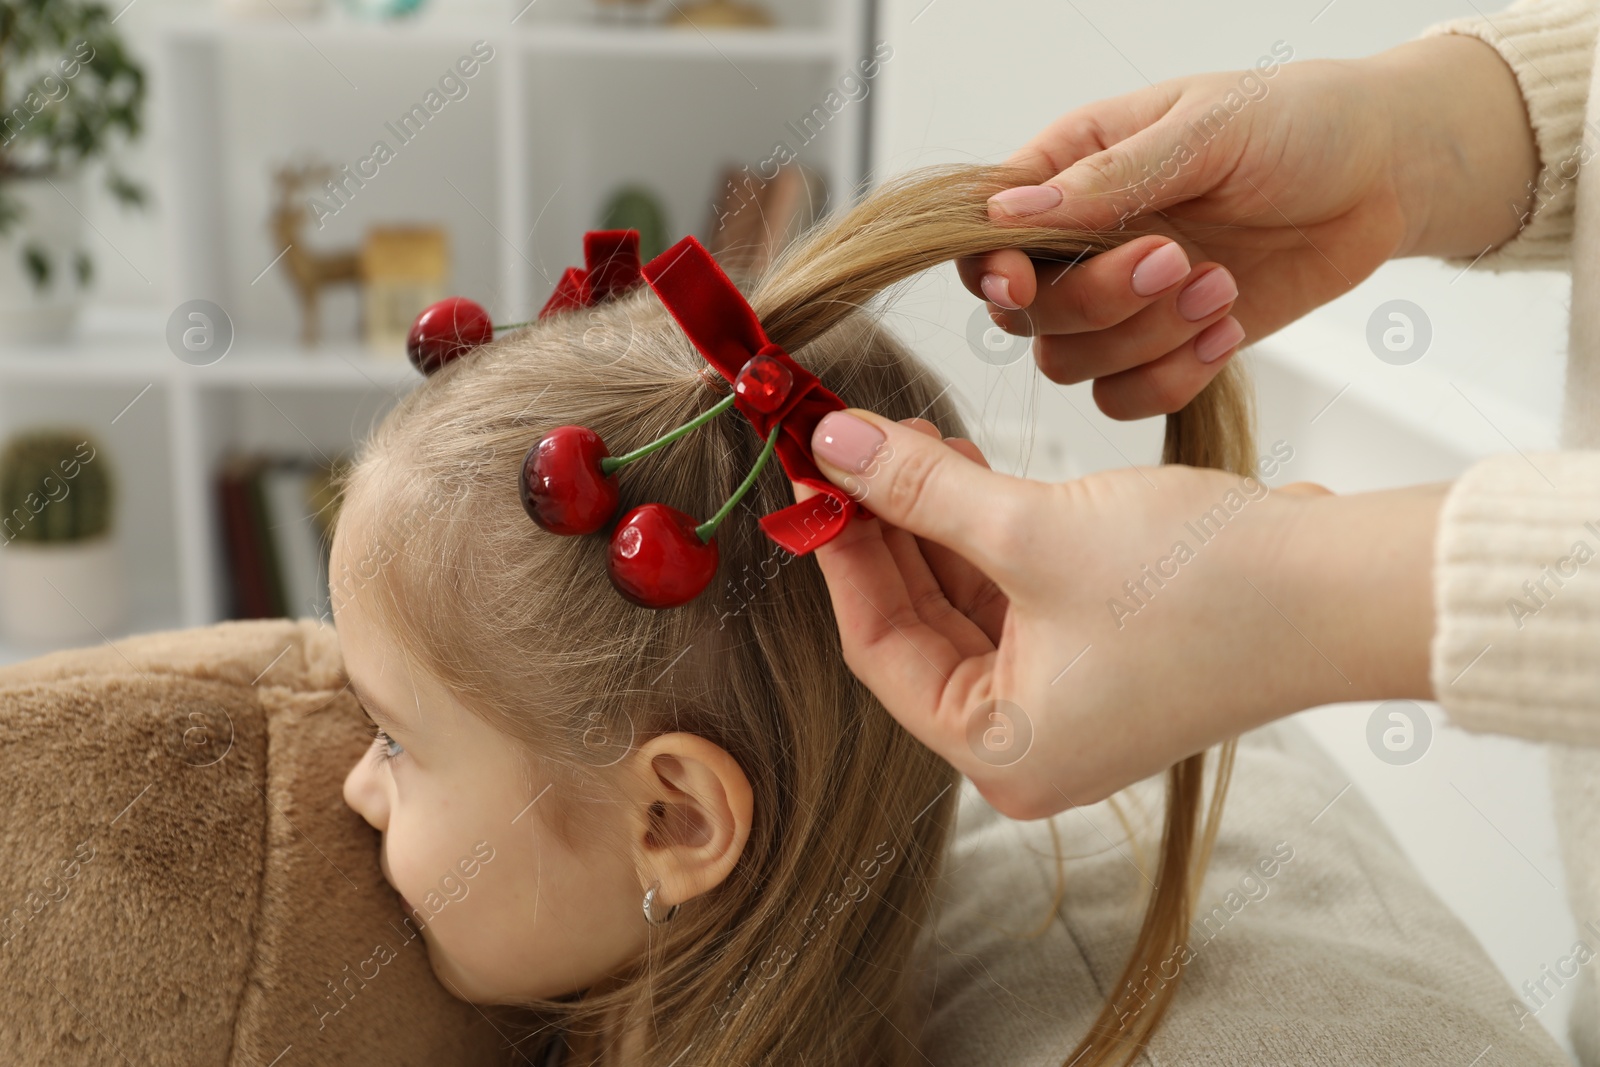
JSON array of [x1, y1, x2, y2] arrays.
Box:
[[1432, 451, 1600, 738], [1554, 751, 1600, 1066], [915, 720, 1571, 1065]]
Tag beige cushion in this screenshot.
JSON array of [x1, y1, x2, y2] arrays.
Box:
[[915, 719, 1571, 1065]]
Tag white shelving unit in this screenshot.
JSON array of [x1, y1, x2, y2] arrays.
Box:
[[0, 0, 878, 663]]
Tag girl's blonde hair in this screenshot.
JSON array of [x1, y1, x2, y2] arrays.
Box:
[[333, 162, 1249, 1067]]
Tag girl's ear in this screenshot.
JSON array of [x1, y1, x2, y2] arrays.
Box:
[[625, 733, 753, 912]]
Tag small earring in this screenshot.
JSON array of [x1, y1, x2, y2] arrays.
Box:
[[642, 880, 679, 926]]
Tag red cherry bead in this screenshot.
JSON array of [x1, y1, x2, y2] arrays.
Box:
[[607, 503, 719, 609], [521, 426, 620, 535], [408, 297, 494, 376], [734, 354, 794, 414]]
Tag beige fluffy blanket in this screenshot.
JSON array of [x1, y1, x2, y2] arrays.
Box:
[[0, 619, 519, 1066]]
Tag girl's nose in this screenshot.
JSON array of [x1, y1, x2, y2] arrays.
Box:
[[342, 751, 389, 831]]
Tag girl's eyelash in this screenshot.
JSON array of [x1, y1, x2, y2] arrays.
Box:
[[365, 716, 404, 763]]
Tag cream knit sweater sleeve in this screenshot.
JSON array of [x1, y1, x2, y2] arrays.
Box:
[[1420, 0, 1600, 740], [1422, 0, 1598, 269], [1433, 453, 1600, 739]]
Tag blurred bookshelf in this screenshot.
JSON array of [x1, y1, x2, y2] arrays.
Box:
[[0, 317, 409, 665]]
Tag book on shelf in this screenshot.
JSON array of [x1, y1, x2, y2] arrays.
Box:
[[214, 451, 350, 622]]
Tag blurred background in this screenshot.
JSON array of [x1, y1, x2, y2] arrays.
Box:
[[0, 0, 1576, 1053]]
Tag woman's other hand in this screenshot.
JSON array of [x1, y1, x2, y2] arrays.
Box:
[[794, 412, 1444, 820], [961, 34, 1538, 420]]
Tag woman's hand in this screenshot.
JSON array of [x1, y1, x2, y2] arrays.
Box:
[[963, 34, 1538, 421], [794, 411, 1444, 820]]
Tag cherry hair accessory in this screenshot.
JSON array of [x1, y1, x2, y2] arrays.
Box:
[[606, 423, 781, 609], [406, 296, 494, 376], [638, 236, 871, 556], [403, 228, 871, 609], [405, 230, 645, 376]]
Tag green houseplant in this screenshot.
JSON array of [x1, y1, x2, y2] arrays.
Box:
[[0, 429, 124, 647], [0, 1, 147, 342]]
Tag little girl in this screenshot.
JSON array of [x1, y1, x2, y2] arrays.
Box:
[[333, 163, 1246, 1067]]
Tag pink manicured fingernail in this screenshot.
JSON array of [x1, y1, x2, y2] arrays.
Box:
[[813, 411, 886, 473], [1194, 316, 1245, 363], [1176, 268, 1238, 321], [1130, 241, 1190, 297], [981, 273, 1022, 309], [988, 185, 1063, 217]]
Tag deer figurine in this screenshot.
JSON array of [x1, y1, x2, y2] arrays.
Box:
[[269, 163, 362, 346]]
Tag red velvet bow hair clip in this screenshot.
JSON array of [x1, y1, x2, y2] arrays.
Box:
[[404, 229, 870, 610], [537, 229, 645, 318], [404, 230, 645, 374]]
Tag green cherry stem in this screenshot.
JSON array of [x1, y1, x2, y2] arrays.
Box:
[[598, 392, 737, 475], [493, 320, 532, 332], [696, 423, 782, 543]]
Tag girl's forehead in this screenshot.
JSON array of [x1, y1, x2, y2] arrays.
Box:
[[327, 497, 398, 626], [328, 491, 373, 563]]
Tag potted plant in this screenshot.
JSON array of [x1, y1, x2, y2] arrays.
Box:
[[0, 429, 124, 648], [0, 1, 147, 343]]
